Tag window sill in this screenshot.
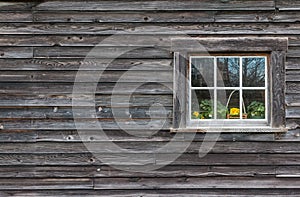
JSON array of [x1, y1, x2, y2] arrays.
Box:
[[170, 127, 288, 133]]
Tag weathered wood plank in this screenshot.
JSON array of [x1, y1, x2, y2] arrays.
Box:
[[0, 82, 173, 94], [0, 178, 92, 190], [0, 94, 173, 107], [33, 47, 171, 59], [0, 106, 172, 119], [3, 141, 300, 154], [286, 94, 300, 107], [94, 177, 300, 189], [6, 189, 300, 197], [33, 11, 214, 23], [0, 70, 172, 82], [0, 153, 299, 166], [0, 59, 172, 70], [28, 130, 275, 143], [286, 70, 300, 82], [0, 47, 32, 58], [0, 12, 32, 22], [0, 2, 37, 11], [287, 82, 300, 94], [34, 0, 275, 11], [0, 119, 172, 130], [287, 107, 300, 118], [287, 48, 300, 58], [0, 165, 275, 178], [286, 57, 300, 70], [4, 23, 300, 35], [276, 0, 300, 11], [214, 11, 274, 22]]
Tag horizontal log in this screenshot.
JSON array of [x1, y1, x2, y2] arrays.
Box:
[[0, 106, 172, 119], [0, 153, 300, 166], [276, 0, 300, 10], [286, 70, 300, 82], [34, 47, 171, 59], [0, 2, 37, 11], [286, 94, 300, 107], [0, 94, 173, 107], [286, 82, 300, 93], [0, 12, 32, 22], [34, 0, 275, 11], [0, 165, 275, 178], [94, 177, 300, 189], [0, 47, 32, 58], [2, 141, 300, 154], [3, 23, 300, 35], [0, 58, 172, 70], [0, 119, 172, 130], [0, 178, 92, 190], [276, 166, 300, 177], [286, 57, 300, 69], [6, 189, 300, 197], [287, 48, 300, 58], [286, 107, 300, 118], [33, 11, 214, 23], [0, 70, 172, 82], [32, 130, 274, 142], [0, 82, 173, 94]]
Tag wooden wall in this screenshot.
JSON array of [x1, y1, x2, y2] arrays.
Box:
[[0, 0, 300, 196]]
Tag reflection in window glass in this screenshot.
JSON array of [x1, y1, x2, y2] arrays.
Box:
[[190, 55, 267, 121], [191, 58, 214, 87], [217, 57, 239, 87], [191, 90, 214, 119], [244, 90, 265, 119], [242, 57, 265, 87]]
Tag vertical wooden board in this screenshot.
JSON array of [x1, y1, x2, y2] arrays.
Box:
[[271, 51, 286, 128]]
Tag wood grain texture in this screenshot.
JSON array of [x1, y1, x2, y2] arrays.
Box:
[[34, 0, 276, 11], [4, 23, 300, 35]]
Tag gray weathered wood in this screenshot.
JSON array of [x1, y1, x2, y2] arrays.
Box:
[[271, 51, 286, 128], [34, 0, 276, 11], [0, 58, 172, 71], [0, 70, 172, 82], [33, 11, 214, 23], [0, 47, 32, 58], [0, 82, 172, 94]]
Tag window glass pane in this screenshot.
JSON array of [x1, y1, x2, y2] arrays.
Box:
[[242, 57, 265, 87], [217, 57, 239, 87], [217, 90, 241, 119], [244, 90, 266, 119], [191, 90, 214, 119], [191, 57, 214, 87]]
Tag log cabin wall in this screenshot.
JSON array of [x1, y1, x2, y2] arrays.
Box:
[[0, 0, 300, 196]]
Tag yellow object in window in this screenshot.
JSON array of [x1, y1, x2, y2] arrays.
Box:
[[230, 108, 240, 116]]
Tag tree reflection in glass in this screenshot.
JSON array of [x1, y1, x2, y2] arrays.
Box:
[[191, 57, 214, 87], [242, 57, 265, 87], [217, 57, 239, 87]]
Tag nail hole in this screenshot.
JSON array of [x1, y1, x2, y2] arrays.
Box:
[[67, 135, 73, 140], [0, 53, 4, 56], [90, 158, 95, 163], [90, 136, 94, 141], [67, 36, 71, 40], [79, 36, 83, 40], [67, 18, 71, 22], [144, 17, 149, 21]]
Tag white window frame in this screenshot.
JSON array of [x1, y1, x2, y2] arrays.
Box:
[[187, 55, 268, 128]]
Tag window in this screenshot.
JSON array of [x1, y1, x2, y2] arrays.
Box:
[[172, 38, 288, 132], [189, 55, 268, 127]]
